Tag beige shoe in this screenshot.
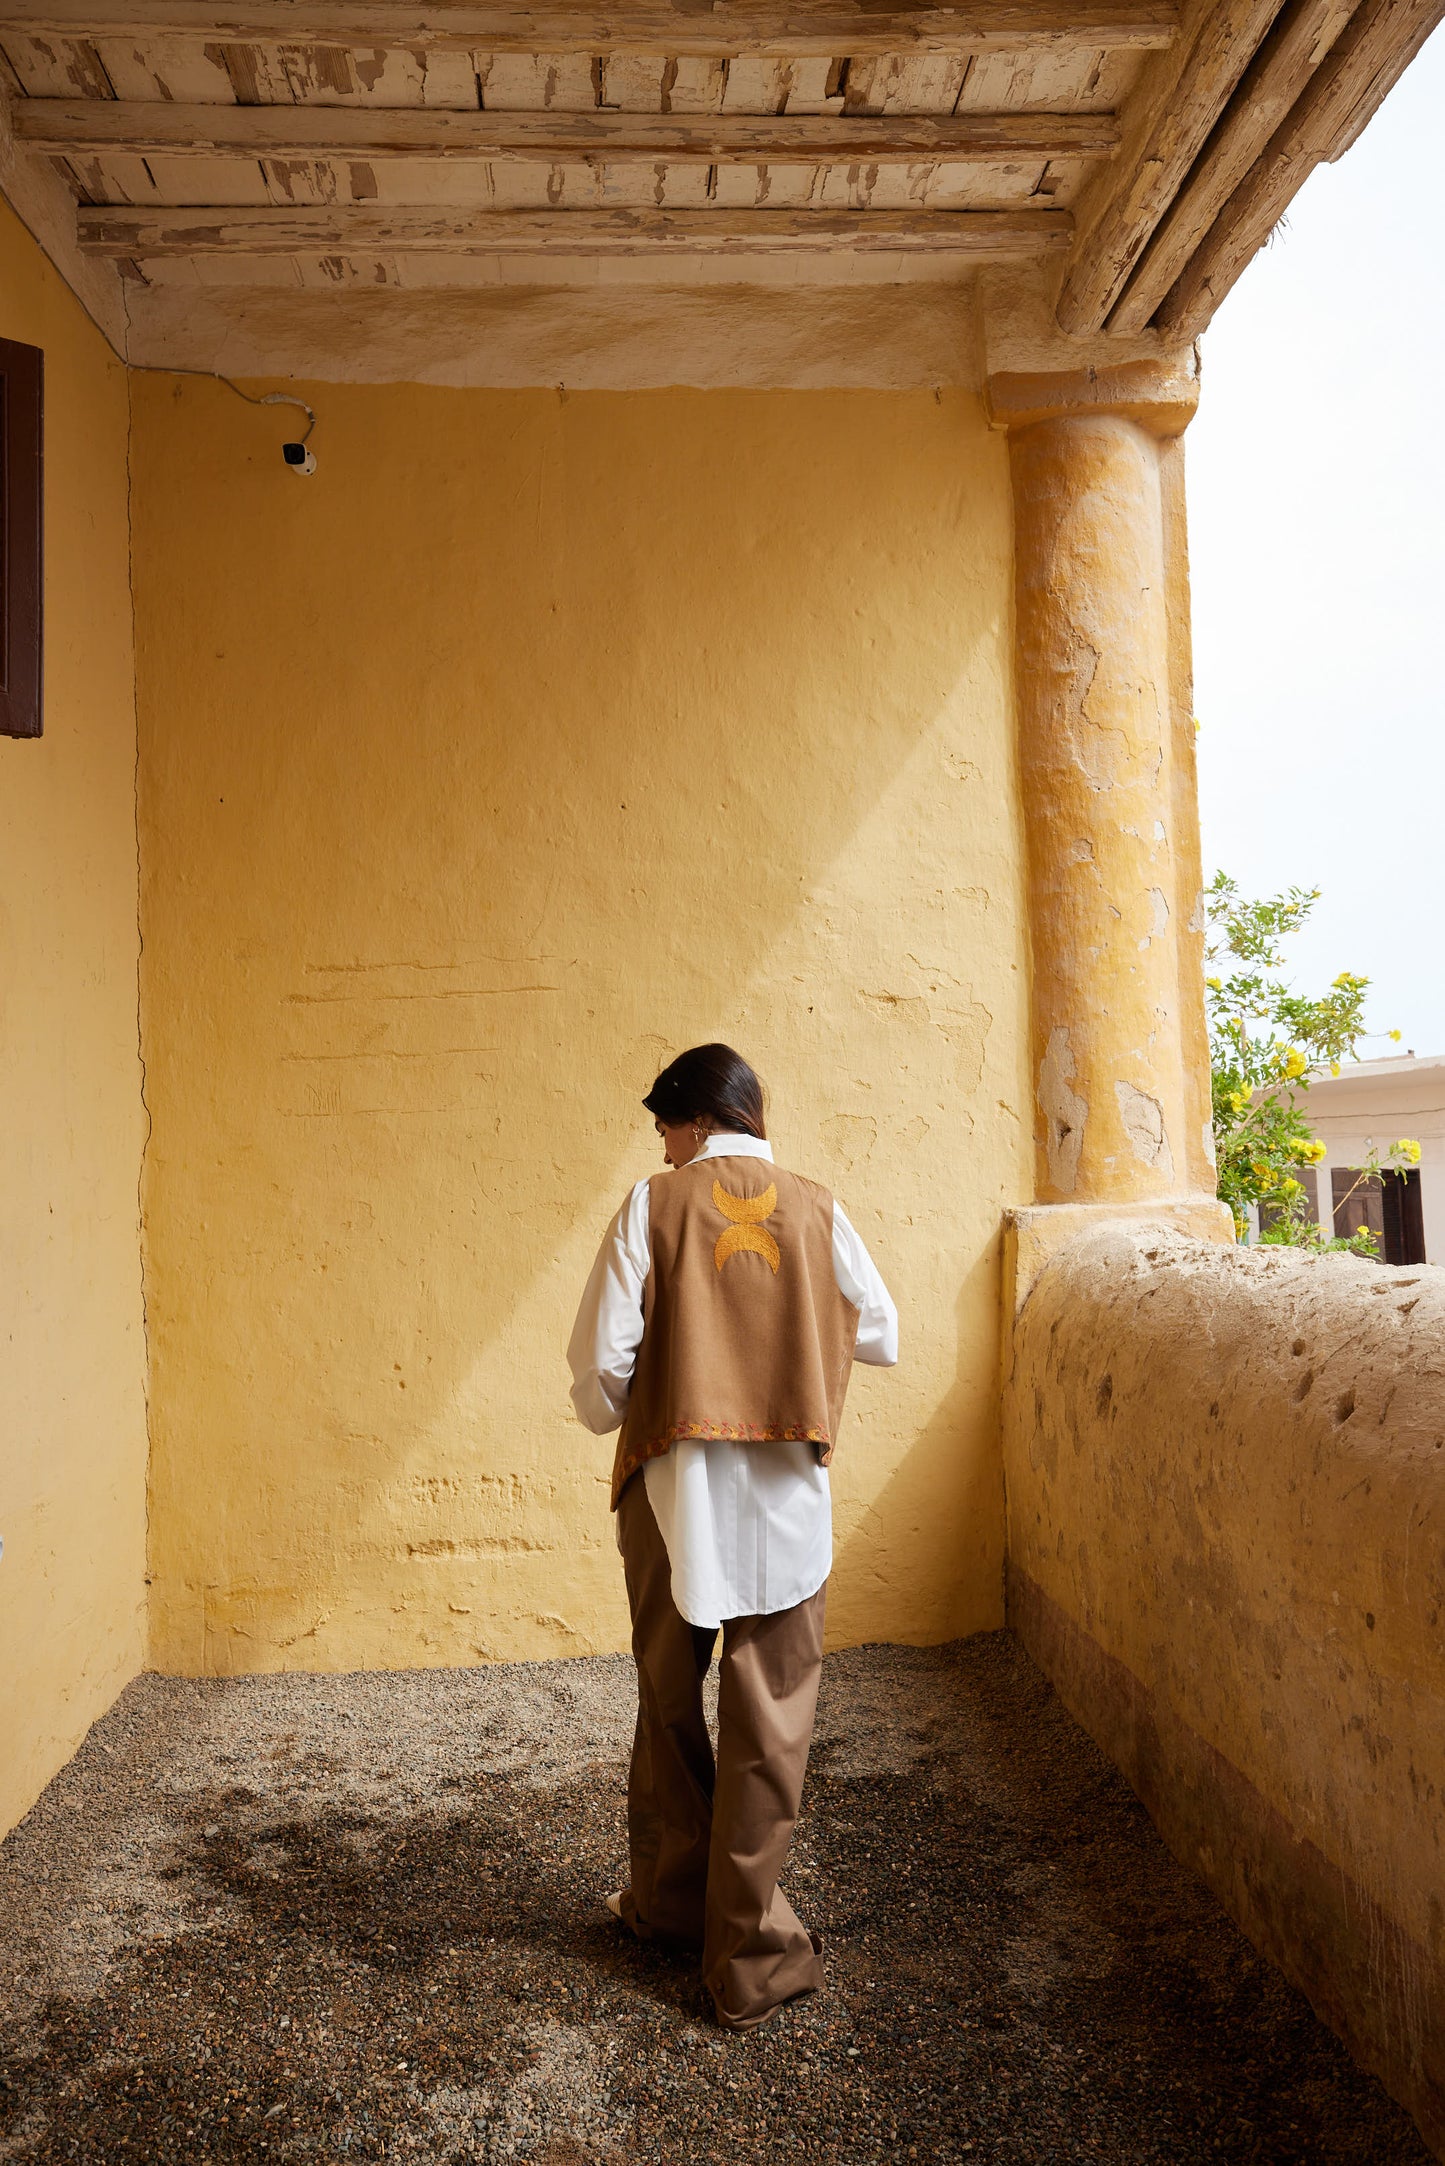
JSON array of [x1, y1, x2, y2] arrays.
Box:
[[605, 1891, 625, 1921]]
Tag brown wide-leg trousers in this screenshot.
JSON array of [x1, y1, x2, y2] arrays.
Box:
[[615, 1471, 827, 2030]]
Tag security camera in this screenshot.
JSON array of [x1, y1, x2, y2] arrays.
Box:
[[282, 441, 317, 476]]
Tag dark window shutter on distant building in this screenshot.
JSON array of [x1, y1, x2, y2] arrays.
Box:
[[1380, 1169, 1426, 1267], [0, 335, 43, 740], [1332, 1166, 1385, 1245], [1332, 1165, 1425, 1265]]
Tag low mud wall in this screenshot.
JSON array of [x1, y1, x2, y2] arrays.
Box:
[[1005, 1225, 1445, 2156]]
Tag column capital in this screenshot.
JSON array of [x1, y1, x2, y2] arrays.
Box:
[[984, 354, 1199, 438]]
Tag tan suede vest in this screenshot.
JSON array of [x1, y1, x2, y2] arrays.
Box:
[[610, 1152, 861, 1509]]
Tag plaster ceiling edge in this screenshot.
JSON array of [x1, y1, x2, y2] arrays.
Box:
[[121, 276, 984, 392], [0, 136, 128, 355]]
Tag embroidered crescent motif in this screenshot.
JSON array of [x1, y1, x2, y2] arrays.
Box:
[[712, 1179, 781, 1274]]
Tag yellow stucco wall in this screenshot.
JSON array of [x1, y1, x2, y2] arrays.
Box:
[[0, 202, 148, 1838], [131, 374, 1029, 1675]]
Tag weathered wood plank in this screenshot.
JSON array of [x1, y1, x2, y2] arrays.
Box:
[[717, 52, 794, 107], [1053, 0, 1287, 333], [477, 50, 595, 105], [1107, 0, 1356, 331], [15, 96, 1122, 159], [846, 49, 969, 109], [58, 144, 151, 197], [662, 52, 730, 106], [956, 43, 1140, 107], [0, 25, 112, 91], [598, 49, 666, 105], [90, 30, 235, 97], [0, 0, 1181, 56], [356, 152, 500, 199], [77, 197, 1073, 251], [1155, 0, 1445, 334]]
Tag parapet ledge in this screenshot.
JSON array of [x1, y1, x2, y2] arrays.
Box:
[[1002, 1195, 1236, 1327]]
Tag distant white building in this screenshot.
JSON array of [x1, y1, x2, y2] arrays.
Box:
[[1261, 1054, 1445, 1264]]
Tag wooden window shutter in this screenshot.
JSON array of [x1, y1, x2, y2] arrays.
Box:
[[1332, 1165, 1385, 1245], [1380, 1168, 1426, 1267], [0, 335, 43, 740]]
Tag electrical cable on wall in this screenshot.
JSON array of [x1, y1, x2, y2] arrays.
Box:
[[166, 367, 319, 475]]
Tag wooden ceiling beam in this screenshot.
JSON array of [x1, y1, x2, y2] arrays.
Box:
[[1154, 0, 1445, 335], [0, 0, 1180, 53], [1053, 0, 1288, 334], [1106, 0, 1358, 333], [76, 200, 1072, 255], [15, 98, 1121, 162]]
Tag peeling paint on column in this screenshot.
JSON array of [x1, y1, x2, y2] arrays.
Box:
[[1114, 1078, 1174, 1184], [1005, 398, 1204, 1207], [1039, 1026, 1087, 1195]]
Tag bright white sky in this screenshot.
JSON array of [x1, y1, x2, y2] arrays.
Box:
[[1188, 28, 1445, 1057]]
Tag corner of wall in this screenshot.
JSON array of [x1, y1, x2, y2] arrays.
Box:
[[0, 196, 150, 1838], [123, 355, 158, 1674]]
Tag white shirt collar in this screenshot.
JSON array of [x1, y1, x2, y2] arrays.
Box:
[[696, 1131, 774, 1164]]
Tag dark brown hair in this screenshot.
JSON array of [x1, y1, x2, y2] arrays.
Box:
[[642, 1044, 767, 1140]]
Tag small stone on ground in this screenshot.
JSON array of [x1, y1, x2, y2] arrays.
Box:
[[0, 1635, 1429, 2163]]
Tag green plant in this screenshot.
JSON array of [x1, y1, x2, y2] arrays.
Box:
[[1204, 872, 1418, 1250]]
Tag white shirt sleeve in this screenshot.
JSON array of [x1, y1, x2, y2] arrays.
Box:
[[832, 1202, 899, 1367], [567, 1178, 652, 1433]]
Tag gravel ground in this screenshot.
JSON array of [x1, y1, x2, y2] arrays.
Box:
[[0, 1633, 1430, 2166]]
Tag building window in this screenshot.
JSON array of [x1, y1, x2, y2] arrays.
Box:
[[1332, 1165, 1426, 1266], [1380, 1169, 1426, 1266], [0, 335, 43, 740]]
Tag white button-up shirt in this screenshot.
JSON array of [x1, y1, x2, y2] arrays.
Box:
[[568, 1134, 898, 1629]]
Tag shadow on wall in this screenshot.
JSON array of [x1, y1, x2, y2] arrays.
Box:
[[832, 1240, 1008, 1647], [130, 380, 1030, 1675]]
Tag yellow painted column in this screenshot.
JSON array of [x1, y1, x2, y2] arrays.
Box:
[[989, 360, 1222, 1216]]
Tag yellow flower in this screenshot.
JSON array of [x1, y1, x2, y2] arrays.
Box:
[[1283, 1047, 1307, 1079], [1330, 1062, 1341, 1078], [1393, 1138, 1422, 1166], [1389, 1030, 1403, 1043], [1251, 1160, 1275, 1188], [1231, 1089, 1251, 1113], [1206, 976, 1223, 991], [1297, 1138, 1326, 1165]]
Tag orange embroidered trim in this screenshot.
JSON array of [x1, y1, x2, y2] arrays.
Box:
[[658, 1418, 830, 1449], [712, 1179, 781, 1273]]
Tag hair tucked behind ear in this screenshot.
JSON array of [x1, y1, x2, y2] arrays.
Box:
[[642, 1045, 767, 1140]]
